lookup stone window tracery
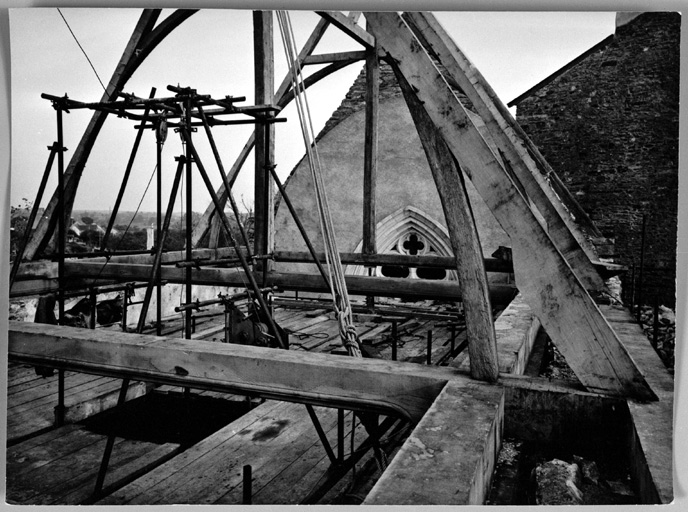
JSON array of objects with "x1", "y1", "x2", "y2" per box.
[{"x1": 347, "y1": 206, "x2": 456, "y2": 282}]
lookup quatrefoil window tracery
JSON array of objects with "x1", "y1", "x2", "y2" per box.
[{"x1": 396, "y1": 232, "x2": 429, "y2": 256}]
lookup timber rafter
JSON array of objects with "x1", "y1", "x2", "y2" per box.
[{"x1": 364, "y1": 11, "x2": 655, "y2": 401}]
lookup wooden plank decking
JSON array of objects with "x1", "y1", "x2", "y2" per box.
[
  {"x1": 6, "y1": 300, "x2": 465, "y2": 505},
  {"x1": 7, "y1": 364, "x2": 149, "y2": 444},
  {"x1": 8, "y1": 297, "x2": 670, "y2": 505},
  {"x1": 6, "y1": 423, "x2": 180, "y2": 505}
]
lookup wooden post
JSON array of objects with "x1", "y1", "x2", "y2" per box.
[
  {"x1": 253, "y1": 11, "x2": 275, "y2": 270},
  {"x1": 184, "y1": 96, "x2": 194, "y2": 340},
  {"x1": 363, "y1": 30, "x2": 379, "y2": 309},
  {"x1": 156, "y1": 112, "x2": 163, "y2": 336},
  {"x1": 393, "y1": 62, "x2": 499, "y2": 382},
  {"x1": 365, "y1": 11, "x2": 655, "y2": 400},
  {"x1": 56, "y1": 107, "x2": 66, "y2": 324}
]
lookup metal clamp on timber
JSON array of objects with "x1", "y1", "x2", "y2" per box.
[
  {"x1": 174, "y1": 257, "x2": 211, "y2": 269},
  {"x1": 174, "y1": 286, "x2": 288, "y2": 349},
  {"x1": 222, "y1": 287, "x2": 289, "y2": 349},
  {"x1": 41, "y1": 92, "x2": 71, "y2": 112}
]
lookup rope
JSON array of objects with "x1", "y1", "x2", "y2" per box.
[
  {"x1": 276, "y1": 11, "x2": 362, "y2": 358},
  {"x1": 57, "y1": 9, "x2": 107, "y2": 94}
]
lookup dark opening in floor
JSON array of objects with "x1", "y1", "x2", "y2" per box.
[{"x1": 81, "y1": 390, "x2": 252, "y2": 447}]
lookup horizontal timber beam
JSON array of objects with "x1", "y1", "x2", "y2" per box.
[
  {"x1": 14, "y1": 252, "x2": 618, "y2": 299},
  {"x1": 62, "y1": 260, "x2": 517, "y2": 301},
  {"x1": 8, "y1": 320, "x2": 451, "y2": 422},
  {"x1": 303, "y1": 50, "x2": 367, "y2": 65},
  {"x1": 63, "y1": 261, "x2": 462, "y2": 299},
  {"x1": 7, "y1": 321, "x2": 623, "y2": 425},
  {"x1": 274, "y1": 250, "x2": 513, "y2": 273},
  {"x1": 10, "y1": 248, "x2": 245, "y2": 297}
]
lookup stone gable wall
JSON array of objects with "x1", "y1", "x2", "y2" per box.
[{"x1": 514, "y1": 12, "x2": 680, "y2": 306}]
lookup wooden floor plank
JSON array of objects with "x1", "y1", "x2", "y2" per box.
[
  {"x1": 214, "y1": 406, "x2": 343, "y2": 504},
  {"x1": 7, "y1": 420, "x2": 181, "y2": 506},
  {"x1": 52, "y1": 439, "x2": 181, "y2": 505},
  {"x1": 8, "y1": 378, "x2": 120, "y2": 427},
  {"x1": 8, "y1": 371, "x2": 108, "y2": 401},
  {"x1": 98, "y1": 399, "x2": 287, "y2": 505},
  {"x1": 283, "y1": 313, "x2": 332, "y2": 334},
  {"x1": 7, "y1": 429, "x2": 119, "y2": 504},
  {"x1": 8, "y1": 375, "x2": 112, "y2": 415},
  {"x1": 249, "y1": 409, "x2": 345, "y2": 504},
  {"x1": 7, "y1": 425, "x2": 104, "y2": 482},
  {"x1": 7, "y1": 364, "x2": 52, "y2": 388},
  {"x1": 152, "y1": 400, "x2": 317, "y2": 505}
]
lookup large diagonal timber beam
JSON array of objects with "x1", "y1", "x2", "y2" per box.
[
  {"x1": 402, "y1": 12, "x2": 604, "y2": 293},
  {"x1": 394, "y1": 65, "x2": 499, "y2": 382},
  {"x1": 316, "y1": 11, "x2": 375, "y2": 48},
  {"x1": 365, "y1": 12, "x2": 655, "y2": 401},
  {"x1": 22, "y1": 9, "x2": 197, "y2": 260}
]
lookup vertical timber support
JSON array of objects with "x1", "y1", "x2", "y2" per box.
[
  {"x1": 56, "y1": 105, "x2": 66, "y2": 324},
  {"x1": 184, "y1": 94, "x2": 194, "y2": 340},
  {"x1": 393, "y1": 62, "x2": 499, "y2": 382},
  {"x1": 365, "y1": 11, "x2": 655, "y2": 400},
  {"x1": 253, "y1": 10, "x2": 275, "y2": 272},
  {"x1": 363, "y1": 29, "x2": 379, "y2": 310},
  {"x1": 155, "y1": 112, "x2": 164, "y2": 336}
]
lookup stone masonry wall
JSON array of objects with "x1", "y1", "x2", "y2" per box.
[{"x1": 514, "y1": 13, "x2": 680, "y2": 306}]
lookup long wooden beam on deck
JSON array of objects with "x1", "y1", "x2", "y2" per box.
[
  {"x1": 402, "y1": 12, "x2": 604, "y2": 293},
  {"x1": 364, "y1": 12, "x2": 655, "y2": 401},
  {"x1": 395, "y1": 64, "x2": 498, "y2": 382},
  {"x1": 22, "y1": 10, "x2": 196, "y2": 260},
  {"x1": 8, "y1": 300, "x2": 671, "y2": 504},
  {"x1": 8, "y1": 320, "x2": 451, "y2": 422}
]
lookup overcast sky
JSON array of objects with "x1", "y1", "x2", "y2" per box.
[{"x1": 9, "y1": 9, "x2": 618, "y2": 216}]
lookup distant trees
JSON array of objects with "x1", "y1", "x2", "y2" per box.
[
  {"x1": 105, "y1": 230, "x2": 147, "y2": 251},
  {"x1": 10, "y1": 199, "x2": 32, "y2": 261},
  {"x1": 10, "y1": 205, "x2": 252, "y2": 260}
]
